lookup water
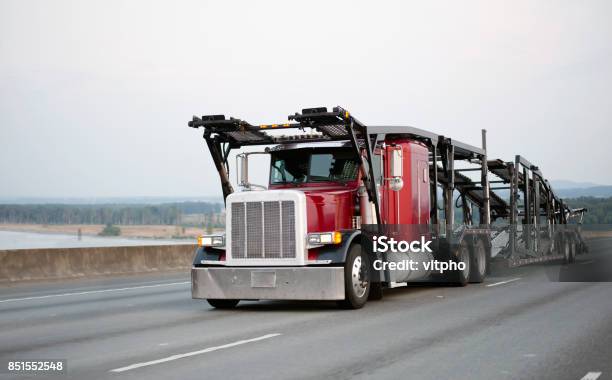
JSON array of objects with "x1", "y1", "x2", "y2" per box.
[{"x1": 0, "y1": 230, "x2": 194, "y2": 250}]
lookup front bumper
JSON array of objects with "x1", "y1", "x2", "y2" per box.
[{"x1": 191, "y1": 266, "x2": 345, "y2": 300}]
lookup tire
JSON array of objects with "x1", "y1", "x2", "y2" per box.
[
  {"x1": 561, "y1": 237, "x2": 571, "y2": 264},
  {"x1": 449, "y1": 241, "x2": 471, "y2": 286},
  {"x1": 568, "y1": 238, "x2": 576, "y2": 263},
  {"x1": 207, "y1": 299, "x2": 240, "y2": 309},
  {"x1": 469, "y1": 239, "x2": 488, "y2": 283},
  {"x1": 338, "y1": 244, "x2": 370, "y2": 309}
]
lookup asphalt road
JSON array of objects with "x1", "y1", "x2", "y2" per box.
[{"x1": 1, "y1": 238, "x2": 611, "y2": 380}]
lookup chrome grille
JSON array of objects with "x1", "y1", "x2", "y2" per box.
[
  {"x1": 281, "y1": 201, "x2": 295, "y2": 257},
  {"x1": 230, "y1": 200, "x2": 296, "y2": 259},
  {"x1": 231, "y1": 203, "x2": 246, "y2": 258},
  {"x1": 264, "y1": 201, "x2": 281, "y2": 258},
  {"x1": 246, "y1": 202, "x2": 263, "y2": 258}
]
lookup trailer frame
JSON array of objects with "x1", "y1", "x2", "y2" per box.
[{"x1": 189, "y1": 106, "x2": 587, "y2": 271}]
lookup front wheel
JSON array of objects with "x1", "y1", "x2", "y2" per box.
[
  {"x1": 207, "y1": 299, "x2": 240, "y2": 309},
  {"x1": 338, "y1": 244, "x2": 370, "y2": 309}
]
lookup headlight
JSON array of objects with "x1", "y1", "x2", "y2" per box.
[
  {"x1": 198, "y1": 235, "x2": 225, "y2": 247},
  {"x1": 308, "y1": 231, "x2": 342, "y2": 245}
]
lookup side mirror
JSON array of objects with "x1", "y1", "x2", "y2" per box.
[
  {"x1": 390, "y1": 148, "x2": 403, "y2": 178},
  {"x1": 389, "y1": 177, "x2": 404, "y2": 191},
  {"x1": 237, "y1": 153, "x2": 249, "y2": 187},
  {"x1": 389, "y1": 148, "x2": 403, "y2": 191},
  {"x1": 236, "y1": 152, "x2": 268, "y2": 191}
]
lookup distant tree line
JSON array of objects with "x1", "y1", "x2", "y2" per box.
[
  {"x1": 0, "y1": 202, "x2": 223, "y2": 225},
  {"x1": 565, "y1": 197, "x2": 612, "y2": 224},
  {"x1": 1, "y1": 198, "x2": 609, "y2": 225}
]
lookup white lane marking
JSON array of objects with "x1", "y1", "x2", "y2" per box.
[
  {"x1": 486, "y1": 278, "x2": 521, "y2": 287},
  {"x1": 579, "y1": 260, "x2": 595, "y2": 265},
  {"x1": 580, "y1": 372, "x2": 602, "y2": 380},
  {"x1": 110, "y1": 333, "x2": 282, "y2": 373},
  {"x1": 0, "y1": 281, "x2": 190, "y2": 304}
]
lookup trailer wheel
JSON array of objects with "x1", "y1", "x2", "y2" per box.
[
  {"x1": 338, "y1": 243, "x2": 370, "y2": 309},
  {"x1": 446, "y1": 241, "x2": 470, "y2": 286},
  {"x1": 207, "y1": 299, "x2": 240, "y2": 309},
  {"x1": 568, "y1": 238, "x2": 576, "y2": 263},
  {"x1": 562, "y1": 237, "x2": 571, "y2": 264},
  {"x1": 469, "y1": 239, "x2": 487, "y2": 283}
]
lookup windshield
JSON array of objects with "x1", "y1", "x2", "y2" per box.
[{"x1": 270, "y1": 148, "x2": 359, "y2": 184}]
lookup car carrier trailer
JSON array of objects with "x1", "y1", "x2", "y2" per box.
[{"x1": 188, "y1": 106, "x2": 587, "y2": 309}]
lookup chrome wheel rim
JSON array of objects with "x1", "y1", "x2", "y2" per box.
[{"x1": 352, "y1": 256, "x2": 368, "y2": 298}]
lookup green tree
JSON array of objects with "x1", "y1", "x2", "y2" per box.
[{"x1": 99, "y1": 223, "x2": 121, "y2": 236}]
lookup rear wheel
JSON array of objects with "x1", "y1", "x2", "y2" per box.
[
  {"x1": 568, "y1": 238, "x2": 576, "y2": 263},
  {"x1": 207, "y1": 299, "x2": 240, "y2": 309},
  {"x1": 561, "y1": 237, "x2": 571, "y2": 264},
  {"x1": 450, "y1": 241, "x2": 471, "y2": 286},
  {"x1": 469, "y1": 239, "x2": 487, "y2": 283},
  {"x1": 338, "y1": 244, "x2": 370, "y2": 309}
]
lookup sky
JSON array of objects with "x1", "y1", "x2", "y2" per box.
[{"x1": 1, "y1": 0, "x2": 611, "y2": 199}]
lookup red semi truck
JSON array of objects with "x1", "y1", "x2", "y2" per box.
[{"x1": 188, "y1": 107, "x2": 586, "y2": 309}]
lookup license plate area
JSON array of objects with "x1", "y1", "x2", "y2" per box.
[{"x1": 251, "y1": 271, "x2": 276, "y2": 288}]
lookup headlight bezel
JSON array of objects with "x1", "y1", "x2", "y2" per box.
[
  {"x1": 307, "y1": 231, "x2": 342, "y2": 246},
  {"x1": 198, "y1": 234, "x2": 225, "y2": 247}
]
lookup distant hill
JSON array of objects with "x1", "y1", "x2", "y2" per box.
[
  {"x1": 555, "y1": 186, "x2": 612, "y2": 199},
  {"x1": 550, "y1": 180, "x2": 602, "y2": 189},
  {"x1": 548, "y1": 180, "x2": 612, "y2": 198}
]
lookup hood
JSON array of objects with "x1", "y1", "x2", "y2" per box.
[{"x1": 301, "y1": 185, "x2": 358, "y2": 232}]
